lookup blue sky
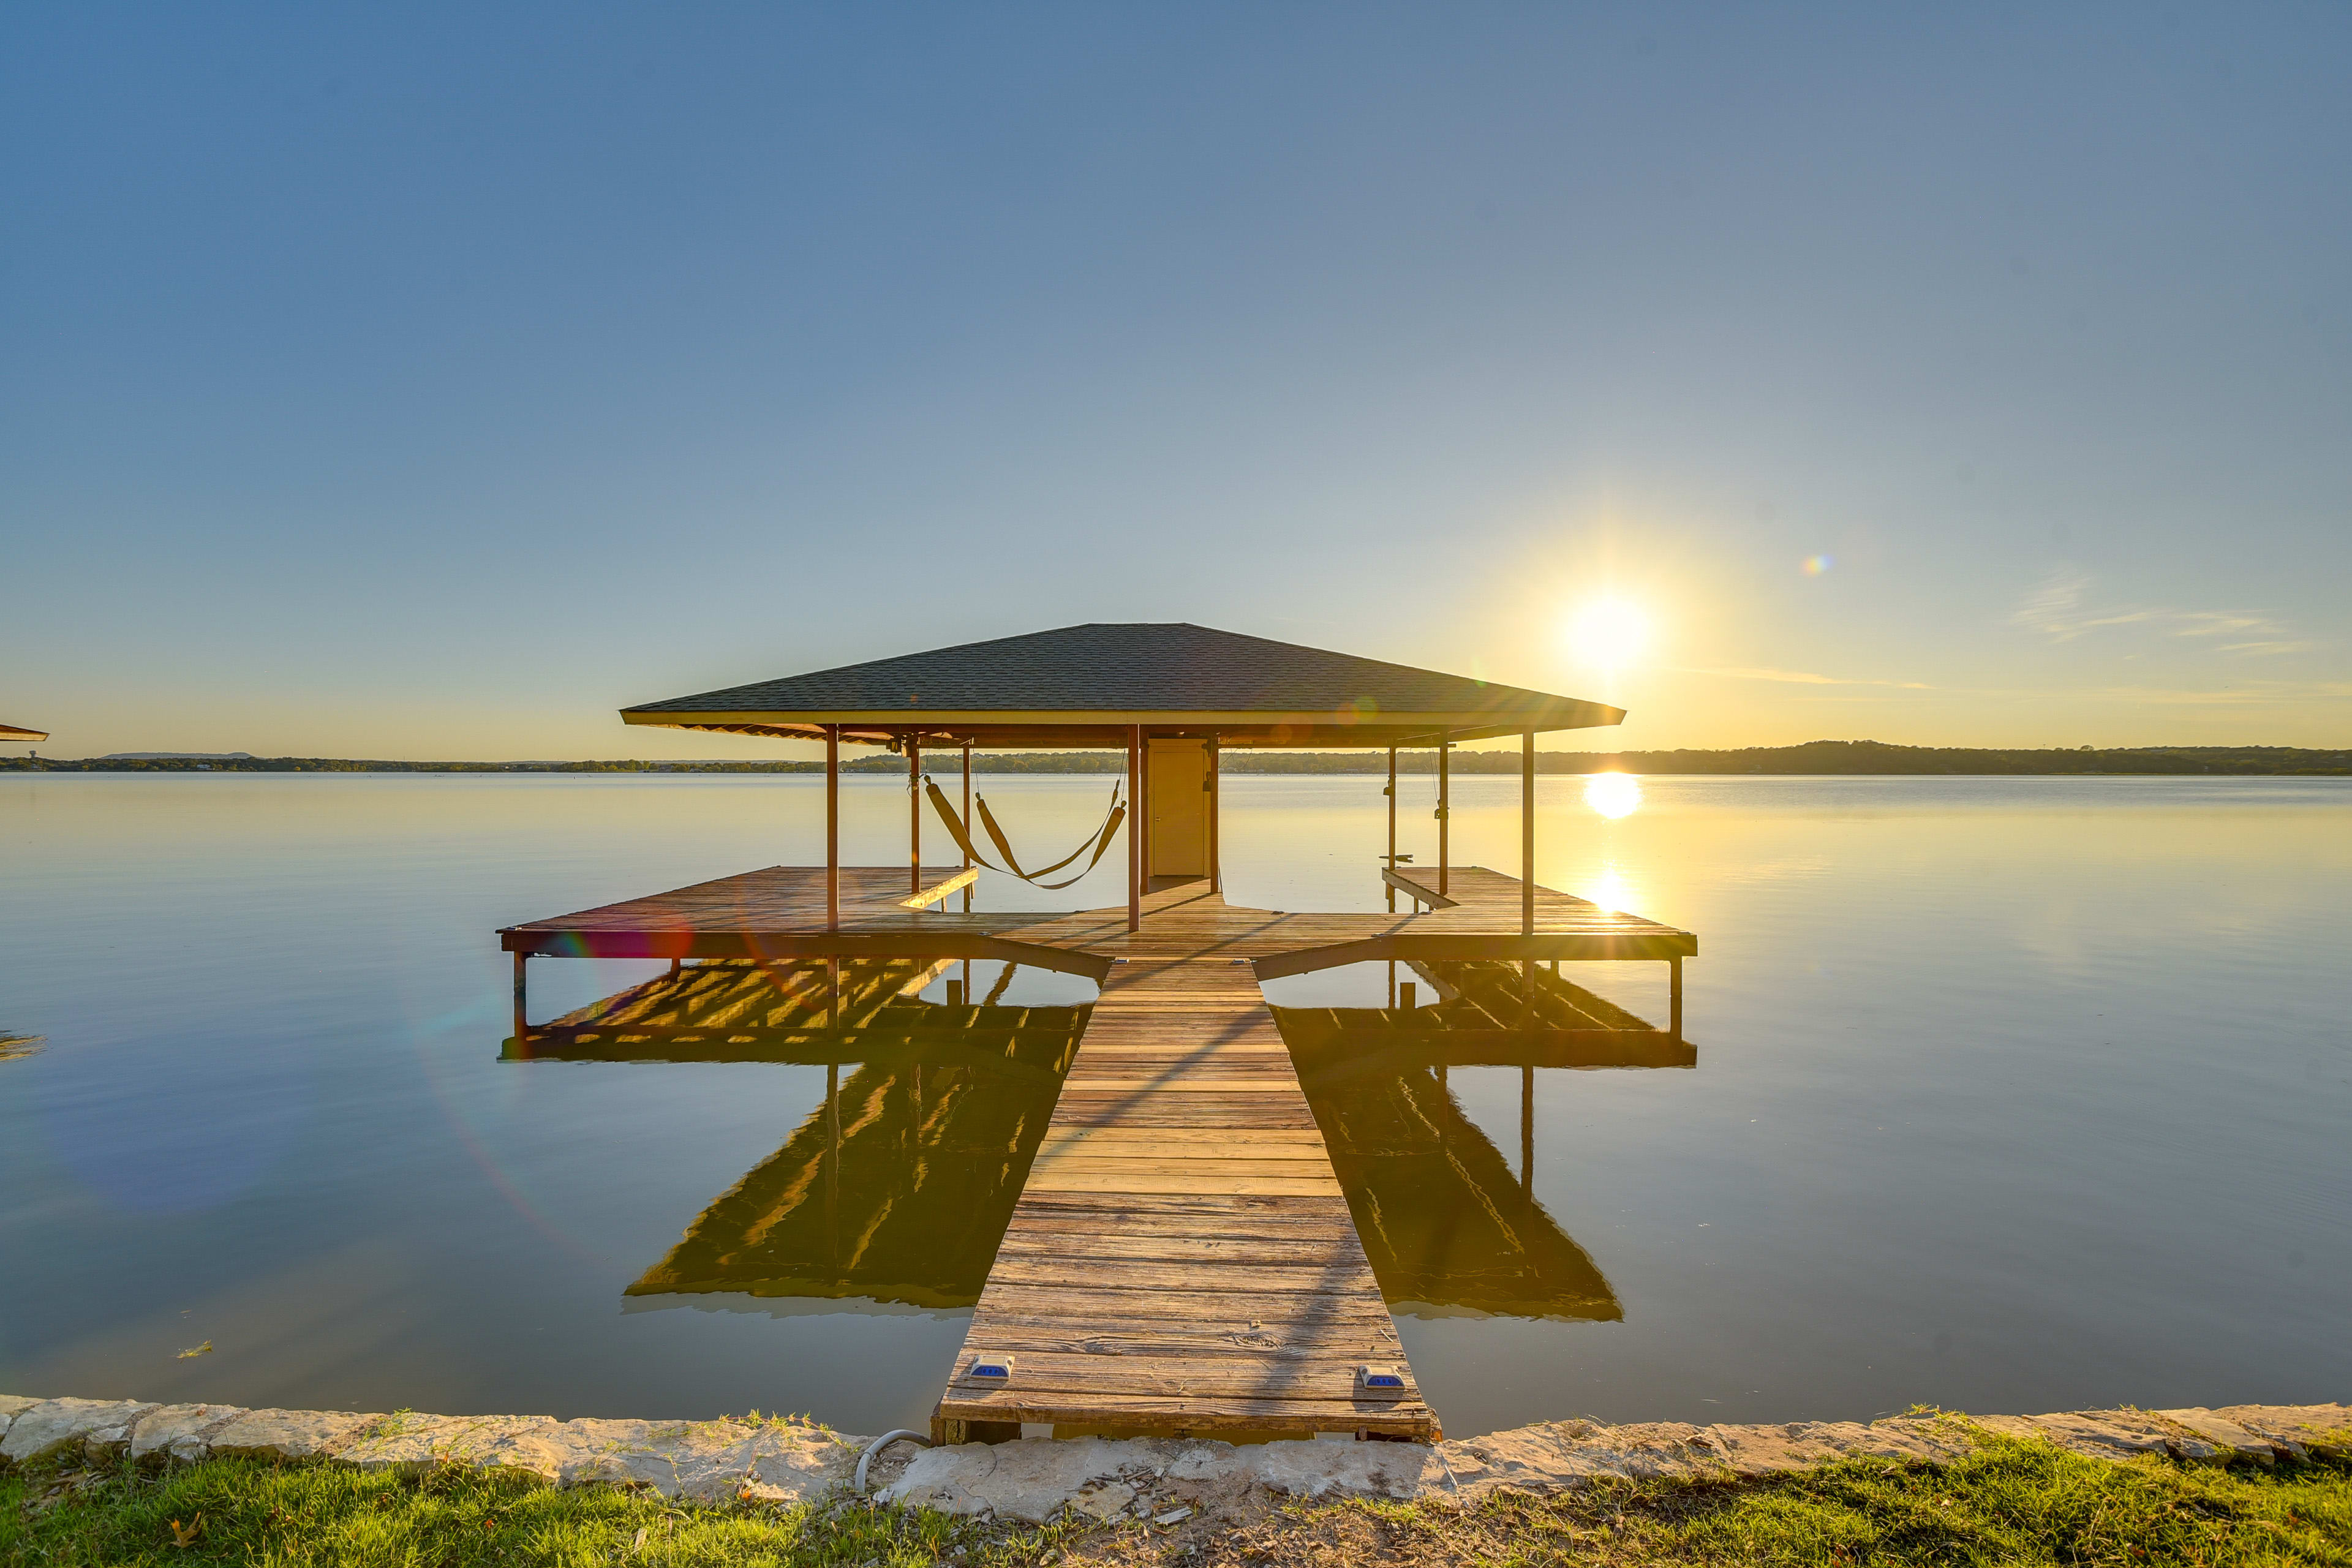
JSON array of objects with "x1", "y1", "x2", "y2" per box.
[{"x1": 4, "y1": 4, "x2": 2346, "y2": 757}]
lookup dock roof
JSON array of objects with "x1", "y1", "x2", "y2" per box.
[{"x1": 620, "y1": 622, "x2": 1623, "y2": 747}]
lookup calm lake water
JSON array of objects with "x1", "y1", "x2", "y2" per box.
[{"x1": 2, "y1": 771, "x2": 2347, "y2": 1437}]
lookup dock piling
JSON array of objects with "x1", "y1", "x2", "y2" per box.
[{"x1": 511, "y1": 951, "x2": 527, "y2": 1047}]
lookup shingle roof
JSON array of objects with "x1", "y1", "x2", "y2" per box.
[{"x1": 622, "y1": 623, "x2": 1621, "y2": 747}]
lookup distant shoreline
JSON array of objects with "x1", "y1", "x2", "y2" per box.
[{"x1": 5, "y1": 741, "x2": 2346, "y2": 776}]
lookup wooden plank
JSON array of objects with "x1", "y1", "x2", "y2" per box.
[
  {"x1": 938, "y1": 956, "x2": 1439, "y2": 1441},
  {"x1": 1036, "y1": 1128, "x2": 1330, "y2": 1146},
  {"x1": 897, "y1": 867, "x2": 981, "y2": 910}
]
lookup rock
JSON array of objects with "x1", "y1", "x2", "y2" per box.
[
  {"x1": 883, "y1": 1436, "x2": 1178, "y2": 1522},
  {"x1": 1694, "y1": 1419, "x2": 1957, "y2": 1479},
  {"x1": 128, "y1": 1405, "x2": 250, "y2": 1465},
  {"x1": 0, "y1": 1396, "x2": 41, "y2": 1460},
  {"x1": 528, "y1": 1415, "x2": 858, "y2": 1501},
  {"x1": 0, "y1": 1399, "x2": 160, "y2": 1468},
  {"x1": 1442, "y1": 1420, "x2": 1720, "y2": 1494},
  {"x1": 208, "y1": 1408, "x2": 383, "y2": 1462},
  {"x1": 2209, "y1": 1404, "x2": 2352, "y2": 1461},
  {"x1": 1250, "y1": 1437, "x2": 1445, "y2": 1499},
  {"x1": 1065, "y1": 1477, "x2": 1136, "y2": 1520},
  {"x1": 342, "y1": 1414, "x2": 562, "y2": 1481},
  {"x1": 2023, "y1": 1410, "x2": 2200, "y2": 1462},
  {"x1": 2151, "y1": 1409, "x2": 2275, "y2": 1464}
]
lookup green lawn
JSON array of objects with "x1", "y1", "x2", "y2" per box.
[{"x1": 3, "y1": 1427, "x2": 2346, "y2": 1567}]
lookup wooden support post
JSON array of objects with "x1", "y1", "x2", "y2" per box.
[
  {"x1": 1385, "y1": 745, "x2": 1397, "y2": 913},
  {"x1": 1521, "y1": 728, "x2": 1536, "y2": 937},
  {"x1": 1208, "y1": 735, "x2": 1222, "y2": 894},
  {"x1": 1138, "y1": 731, "x2": 1152, "y2": 891},
  {"x1": 961, "y1": 742, "x2": 973, "y2": 911},
  {"x1": 1127, "y1": 725, "x2": 1142, "y2": 933},
  {"x1": 511, "y1": 951, "x2": 527, "y2": 1046},
  {"x1": 825, "y1": 725, "x2": 840, "y2": 933},
  {"x1": 1520, "y1": 1064, "x2": 1534, "y2": 1200},
  {"x1": 908, "y1": 735, "x2": 922, "y2": 897},
  {"x1": 1437, "y1": 733, "x2": 1450, "y2": 897},
  {"x1": 824, "y1": 1060, "x2": 840, "y2": 1261},
  {"x1": 1670, "y1": 956, "x2": 1684, "y2": 1042}
]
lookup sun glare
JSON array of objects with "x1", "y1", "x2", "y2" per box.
[
  {"x1": 1585, "y1": 864, "x2": 1634, "y2": 914},
  {"x1": 1583, "y1": 771, "x2": 1643, "y2": 819},
  {"x1": 1567, "y1": 598, "x2": 1652, "y2": 667}
]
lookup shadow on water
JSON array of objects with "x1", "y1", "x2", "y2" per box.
[
  {"x1": 510, "y1": 957, "x2": 1087, "y2": 1310},
  {"x1": 509, "y1": 955, "x2": 1692, "y2": 1328},
  {"x1": 1275, "y1": 960, "x2": 1699, "y2": 1324}
]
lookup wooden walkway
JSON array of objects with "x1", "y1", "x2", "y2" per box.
[
  {"x1": 934, "y1": 957, "x2": 1433, "y2": 1442},
  {"x1": 502, "y1": 865, "x2": 1695, "y2": 1445}
]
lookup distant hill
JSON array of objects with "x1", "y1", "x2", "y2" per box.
[{"x1": 6, "y1": 742, "x2": 2345, "y2": 775}]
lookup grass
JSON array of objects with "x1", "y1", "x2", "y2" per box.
[
  {"x1": 0, "y1": 1457, "x2": 1074, "y2": 1567},
  {"x1": 3, "y1": 1428, "x2": 2347, "y2": 1567},
  {"x1": 1140, "y1": 1433, "x2": 2352, "y2": 1568}
]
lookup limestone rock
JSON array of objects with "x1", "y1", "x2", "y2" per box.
[
  {"x1": 1442, "y1": 1419, "x2": 1718, "y2": 1494},
  {"x1": 2150, "y1": 1409, "x2": 2274, "y2": 1464},
  {"x1": 884, "y1": 1436, "x2": 1177, "y2": 1522},
  {"x1": 534, "y1": 1415, "x2": 858, "y2": 1501},
  {"x1": 0, "y1": 1398, "x2": 160, "y2": 1467},
  {"x1": 1690, "y1": 1417, "x2": 1964, "y2": 1479},
  {"x1": 2024, "y1": 1410, "x2": 2203, "y2": 1462},
  {"x1": 342, "y1": 1414, "x2": 561, "y2": 1481},
  {"x1": 208, "y1": 1408, "x2": 383, "y2": 1462},
  {"x1": 2209, "y1": 1404, "x2": 2352, "y2": 1461},
  {"x1": 1247, "y1": 1437, "x2": 1444, "y2": 1499},
  {"x1": 0, "y1": 1396, "x2": 40, "y2": 1458},
  {"x1": 128, "y1": 1404, "x2": 249, "y2": 1465}
]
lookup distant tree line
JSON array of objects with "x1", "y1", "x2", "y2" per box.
[{"x1": 6, "y1": 741, "x2": 2345, "y2": 775}]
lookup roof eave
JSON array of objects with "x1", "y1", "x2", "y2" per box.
[{"x1": 619, "y1": 705, "x2": 1626, "y2": 747}]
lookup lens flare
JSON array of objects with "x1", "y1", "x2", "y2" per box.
[
  {"x1": 1802, "y1": 554, "x2": 1833, "y2": 576},
  {"x1": 1583, "y1": 772, "x2": 1642, "y2": 819}
]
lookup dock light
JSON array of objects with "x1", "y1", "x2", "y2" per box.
[
  {"x1": 965, "y1": 1353, "x2": 1015, "y2": 1383},
  {"x1": 1356, "y1": 1364, "x2": 1406, "y2": 1393}
]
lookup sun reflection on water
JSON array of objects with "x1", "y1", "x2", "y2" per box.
[
  {"x1": 1584, "y1": 863, "x2": 1636, "y2": 913},
  {"x1": 1583, "y1": 772, "x2": 1643, "y2": 820}
]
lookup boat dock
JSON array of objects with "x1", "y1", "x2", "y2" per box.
[
  {"x1": 503, "y1": 867, "x2": 1693, "y2": 1443},
  {"x1": 503, "y1": 620, "x2": 1699, "y2": 1444}
]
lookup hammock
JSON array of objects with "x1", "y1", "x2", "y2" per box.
[{"x1": 923, "y1": 778, "x2": 1127, "y2": 891}]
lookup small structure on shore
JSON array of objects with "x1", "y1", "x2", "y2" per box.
[{"x1": 501, "y1": 622, "x2": 1698, "y2": 1446}]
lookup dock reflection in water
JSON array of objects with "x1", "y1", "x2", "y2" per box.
[
  {"x1": 1276, "y1": 959, "x2": 1698, "y2": 1324},
  {"x1": 513, "y1": 954, "x2": 1690, "y2": 1343},
  {"x1": 513, "y1": 957, "x2": 1086, "y2": 1310}
]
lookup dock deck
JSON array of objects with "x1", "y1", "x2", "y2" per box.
[
  {"x1": 501, "y1": 865, "x2": 1694, "y2": 1446},
  {"x1": 935, "y1": 956, "x2": 1432, "y2": 1442}
]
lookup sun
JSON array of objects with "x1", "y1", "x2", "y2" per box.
[{"x1": 1566, "y1": 598, "x2": 1652, "y2": 667}]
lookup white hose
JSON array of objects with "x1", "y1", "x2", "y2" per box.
[{"x1": 855, "y1": 1428, "x2": 933, "y2": 1494}]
